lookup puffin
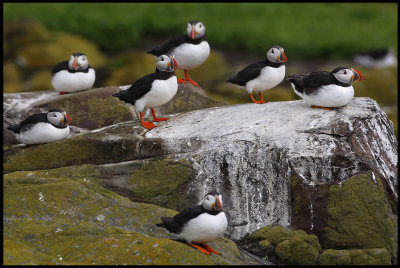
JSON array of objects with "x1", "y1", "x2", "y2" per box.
[
  {"x1": 7, "y1": 109, "x2": 72, "y2": 145},
  {"x1": 156, "y1": 190, "x2": 227, "y2": 255},
  {"x1": 51, "y1": 52, "x2": 96, "y2": 95},
  {"x1": 287, "y1": 67, "x2": 365, "y2": 110},
  {"x1": 226, "y1": 45, "x2": 288, "y2": 104},
  {"x1": 353, "y1": 48, "x2": 397, "y2": 69},
  {"x1": 147, "y1": 20, "x2": 210, "y2": 87},
  {"x1": 112, "y1": 55, "x2": 178, "y2": 130}
]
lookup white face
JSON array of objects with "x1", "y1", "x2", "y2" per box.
[
  {"x1": 156, "y1": 55, "x2": 174, "y2": 72},
  {"x1": 266, "y1": 46, "x2": 286, "y2": 63},
  {"x1": 68, "y1": 54, "x2": 89, "y2": 71},
  {"x1": 202, "y1": 193, "x2": 223, "y2": 211},
  {"x1": 47, "y1": 111, "x2": 71, "y2": 127},
  {"x1": 332, "y1": 68, "x2": 355, "y2": 84},
  {"x1": 187, "y1": 21, "x2": 206, "y2": 39}
]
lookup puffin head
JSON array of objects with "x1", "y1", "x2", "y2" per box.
[
  {"x1": 156, "y1": 55, "x2": 175, "y2": 72},
  {"x1": 201, "y1": 190, "x2": 223, "y2": 211},
  {"x1": 187, "y1": 20, "x2": 206, "y2": 40},
  {"x1": 332, "y1": 67, "x2": 365, "y2": 85},
  {"x1": 68, "y1": 52, "x2": 89, "y2": 71},
  {"x1": 266, "y1": 45, "x2": 288, "y2": 63},
  {"x1": 47, "y1": 109, "x2": 72, "y2": 127}
]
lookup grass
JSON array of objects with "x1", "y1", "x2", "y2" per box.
[{"x1": 3, "y1": 3, "x2": 398, "y2": 60}]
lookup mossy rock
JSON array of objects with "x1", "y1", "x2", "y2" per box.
[
  {"x1": 128, "y1": 158, "x2": 195, "y2": 210},
  {"x1": 325, "y1": 173, "x2": 397, "y2": 261},
  {"x1": 38, "y1": 87, "x2": 133, "y2": 130},
  {"x1": 4, "y1": 19, "x2": 52, "y2": 52},
  {"x1": 105, "y1": 51, "x2": 158, "y2": 87},
  {"x1": 16, "y1": 32, "x2": 106, "y2": 71},
  {"x1": 354, "y1": 66, "x2": 398, "y2": 107},
  {"x1": 247, "y1": 225, "x2": 321, "y2": 265},
  {"x1": 3, "y1": 120, "x2": 172, "y2": 173},
  {"x1": 177, "y1": 50, "x2": 230, "y2": 86},
  {"x1": 3, "y1": 168, "x2": 249, "y2": 265},
  {"x1": 318, "y1": 248, "x2": 392, "y2": 265}
]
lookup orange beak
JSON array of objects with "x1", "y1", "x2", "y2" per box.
[
  {"x1": 281, "y1": 50, "x2": 288, "y2": 62},
  {"x1": 65, "y1": 113, "x2": 72, "y2": 124},
  {"x1": 72, "y1": 57, "x2": 78, "y2": 70},
  {"x1": 353, "y1": 68, "x2": 365, "y2": 82},
  {"x1": 191, "y1": 25, "x2": 195, "y2": 39},
  {"x1": 215, "y1": 196, "x2": 222, "y2": 210}
]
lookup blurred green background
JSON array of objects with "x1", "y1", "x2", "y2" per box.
[{"x1": 3, "y1": 3, "x2": 398, "y2": 135}]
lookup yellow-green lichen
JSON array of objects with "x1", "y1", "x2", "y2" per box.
[
  {"x1": 325, "y1": 173, "x2": 397, "y2": 259},
  {"x1": 4, "y1": 135, "x2": 97, "y2": 173},
  {"x1": 4, "y1": 168, "x2": 247, "y2": 265},
  {"x1": 318, "y1": 248, "x2": 391, "y2": 265},
  {"x1": 129, "y1": 158, "x2": 193, "y2": 210}
]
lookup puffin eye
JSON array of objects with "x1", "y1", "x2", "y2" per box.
[
  {"x1": 271, "y1": 49, "x2": 275, "y2": 54},
  {"x1": 343, "y1": 70, "x2": 347, "y2": 75}
]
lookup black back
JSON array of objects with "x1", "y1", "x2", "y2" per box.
[
  {"x1": 112, "y1": 70, "x2": 175, "y2": 105},
  {"x1": 7, "y1": 109, "x2": 67, "y2": 133},
  {"x1": 7, "y1": 113, "x2": 48, "y2": 134},
  {"x1": 227, "y1": 60, "x2": 284, "y2": 86},
  {"x1": 147, "y1": 34, "x2": 207, "y2": 57},
  {"x1": 51, "y1": 60, "x2": 91, "y2": 76},
  {"x1": 288, "y1": 71, "x2": 350, "y2": 95},
  {"x1": 156, "y1": 204, "x2": 222, "y2": 234}
]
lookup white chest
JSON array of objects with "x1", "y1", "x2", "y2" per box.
[
  {"x1": 172, "y1": 41, "x2": 210, "y2": 69},
  {"x1": 51, "y1": 68, "x2": 96, "y2": 93},
  {"x1": 134, "y1": 76, "x2": 178, "y2": 112},
  {"x1": 303, "y1": 84, "x2": 355, "y2": 107},
  {"x1": 17, "y1": 123, "x2": 70, "y2": 145},
  {"x1": 178, "y1": 212, "x2": 228, "y2": 244},
  {"x1": 246, "y1": 65, "x2": 285, "y2": 93}
]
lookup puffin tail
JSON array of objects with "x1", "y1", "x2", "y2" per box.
[
  {"x1": 147, "y1": 47, "x2": 161, "y2": 57},
  {"x1": 112, "y1": 89, "x2": 129, "y2": 101},
  {"x1": 226, "y1": 75, "x2": 245, "y2": 86},
  {"x1": 287, "y1": 74, "x2": 304, "y2": 95},
  {"x1": 156, "y1": 216, "x2": 172, "y2": 228},
  {"x1": 7, "y1": 124, "x2": 21, "y2": 134}
]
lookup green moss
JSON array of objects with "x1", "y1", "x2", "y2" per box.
[
  {"x1": 275, "y1": 240, "x2": 291, "y2": 261},
  {"x1": 249, "y1": 225, "x2": 321, "y2": 265},
  {"x1": 325, "y1": 173, "x2": 397, "y2": 259},
  {"x1": 4, "y1": 135, "x2": 97, "y2": 173},
  {"x1": 129, "y1": 158, "x2": 193, "y2": 210},
  {"x1": 318, "y1": 248, "x2": 391, "y2": 265},
  {"x1": 87, "y1": 96, "x2": 129, "y2": 126},
  {"x1": 4, "y1": 168, "x2": 247, "y2": 265}
]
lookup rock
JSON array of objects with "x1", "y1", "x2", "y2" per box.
[
  {"x1": 242, "y1": 225, "x2": 321, "y2": 265},
  {"x1": 3, "y1": 167, "x2": 259, "y2": 265},
  {"x1": 318, "y1": 248, "x2": 392, "y2": 265},
  {"x1": 3, "y1": 84, "x2": 224, "y2": 145},
  {"x1": 3, "y1": 97, "x2": 397, "y2": 264}
]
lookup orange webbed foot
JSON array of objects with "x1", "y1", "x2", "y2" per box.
[
  {"x1": 177, "y1": 78, "x2": 187, "y2": 84},
  {"x1": 311, "y1": 105, "x2": 333, "y2": 110},
  {"x1": 201, "y1": 244, "x2": 221, "y2": 255},
  {"x1": 190, "y1": 243, "x2": 210, "y2": 255}
]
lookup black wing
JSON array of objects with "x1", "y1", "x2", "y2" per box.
[
  {"x1": 8, "y1": 113, "x2": 48, "y2": 133},
  {"x1": 302, "y1": 71, "x2": 333, "y2": 89},
  {"x1": 287, "y1": 74, "x2": 305, "y2": 94},
  {"x1": 7, "y1": 124, "x2": 21, "y2": 134},
  {"x1": 227, "y1": 61, "x2": 266, "y2": 86},
  {"x1": 113, "y1": 73, "x2": 158, "y2": 104},
  {"x1": 52, "y1": 61, "x2": 69, "y2": 76},
  {"x1": 156, "y1": 205, "x2": 204, "y2": 234},
  {"x1": 147, "y1": 35, "x2": 190, "y2": 56}
]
